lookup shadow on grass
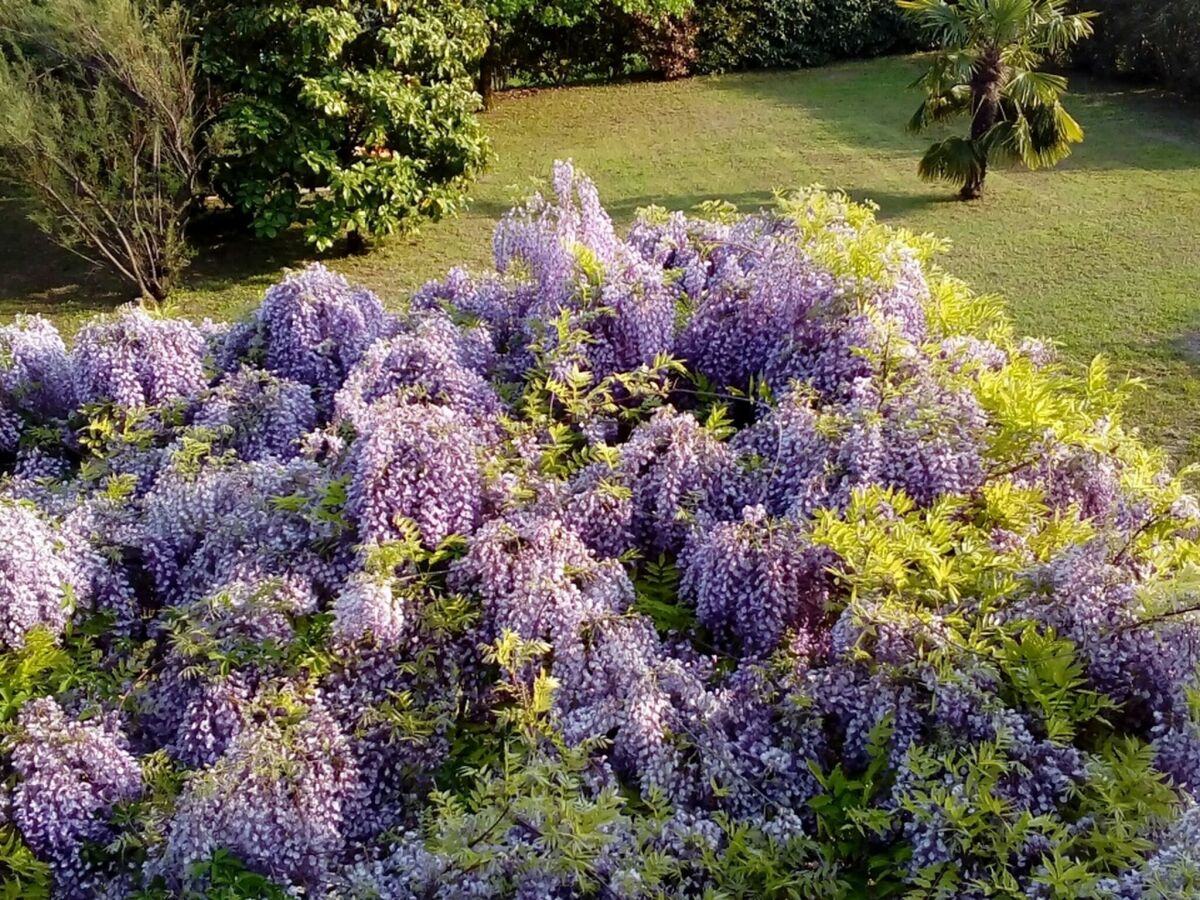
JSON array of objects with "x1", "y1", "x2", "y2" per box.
[
  {"x1": 0, "y1": 200, "x2": 338, "y2": 322},
  {"x1": 843, "y1": 188, "x2": 958, "y2": 218},
  {"x1": 0, "y1": 199, "x2": 130, "y2": 319},
  {"x1": 183, "y1": 210, "x2": 330, "y2": 291},
  {"x1": 709, "y1": 59, "x2": 1200, "y2": 174}
]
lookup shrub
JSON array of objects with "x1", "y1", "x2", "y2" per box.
[
  {"x1": 0, "y1": 0, "x2": 205, "y2": 301},
  {"x1": 1072, "y1": 0, "x2": 1200, "y2": 98},
  {"x1": 632, "y1": 9, "x2": 700, "y2": 80},
  {"x1": 195, "y1": 0, "x2": 491, "y2": 251},
  {"x1": 491, "y1": 0, "x2": 915, "y2": 85},
  {"x1": 1, "y1": 165, "x2": 1199, "y2": 896},
  {"x1": 694, "y1": 0, "x2": 917, "y2": 74},
  {"x1": 486, "y1": 0, "x2": 691, "y2": 90}
]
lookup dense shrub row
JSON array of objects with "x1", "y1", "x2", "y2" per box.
[
  {"x1": 494, "y1": 0, "x2": 918, "y2": 85},
  {"x1": 1071, "y1": 0, "x2": 1200, "y2": 98},
  {"x1": 1, "y1": 165, "x2": 1199, "y2": 896},
  {"x1": 693, "y1": 0, "x2": 916, "y2": 74}
]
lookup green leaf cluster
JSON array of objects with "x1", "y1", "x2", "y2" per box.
[{"x1": 197, "y1": 0, "x2": 492, "y2": 249}]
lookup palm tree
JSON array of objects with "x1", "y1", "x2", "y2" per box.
[{"x1": 899, "y1": 0, "x2": 1097, "y2": 200}]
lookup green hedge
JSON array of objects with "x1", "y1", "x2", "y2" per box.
[
  {"x1": 1071, "y1": 0, "x2": 1200, "y2": 97},
  {"x1": 694, "y1": 0, "x2": 917, "y2": 73},
  {"x1": 494, "y1": 0, "x2": 919, "y2": 86}
]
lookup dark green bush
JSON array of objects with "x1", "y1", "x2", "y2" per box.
[
  {"x1": 694, "y1": 0, "x2": 918, "y2": 74},
  {"x1": 491, "y1": 0, "x2": 917, "y2": 88},
  {"x1": 1072, "y1": 0, "x2": 1200, "y2": 98},
  {"x1": 495, "y1": 4, "x2": 634, "y2": 86},
  {"x1": 196, "y1": 0, "x2": 491, "y2": 251}
]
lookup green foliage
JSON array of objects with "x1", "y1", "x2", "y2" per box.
[
  {"x1": 0, "y1": 0, "x2": 205, "y2": 300},
  {"x1": 162, "y1": 595, "x2": 336, "y2": 682},
  {"x1": 427, "y1": 735, "x2": 675, "y2": 896},
  {"x1": 805, "y1": 716, "x2": 910, "y2": 898},
  {"x1": 494, "y1": 0, "x2": 915, "y2": 85},
  {"x1": 196, "y1": 0, "x2": 492, "y2": 250},
  {"x1": 488, "y1": 0, "x2": 692, "y2": 84},
  {"x1": 184, "y1": 850, "x2": 289, "y2": 899},
  {"x1": 632, "y1": 555, "x2": 698, "y2": 633},
  {"x1": 0, "y1": 826, "x2": 50, "y2": 900},
  {"x1": 900, "y1": 0, "x2": 1096, "y2": 198},
  {"x1": 690, "y1": 817, "x2": 838, "y2": 898},
  {"x1": 489, "y1": 0, "x2": 688, "y2": 26},
  {"x1": 0, "y1": 632, "x2": 76, "y2": 897},
  {"x1": 694, "y1": 0, "x2": 917, "y2": 74},
  {"x1": 428, "y1": 632, "x2": 682, "y2": 895},
  {"x1": 810, "y1": 465, "x2": 1195, "y2": 892},
  {"x1": 1073, "y1": 0, "x2": 1200, "y2": 98},
  {"x1": 134, "y1": 848, "x2": 289, "y2": 899}
]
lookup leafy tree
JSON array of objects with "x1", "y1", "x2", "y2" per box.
[
  {"x1": 196, "y1": 0, "x2": 491, "y2": 251},
  {"x1": 1074, "y1": 0, "x2": 1200, "y2": 98},
  {"x1": 0, "y1": 0, "x2": 206, "y2": 301},
  {"x1": 899, "y1": 0, "x2": 1096, "y2": 199},
  {"x1": 481, "y1": 0, "x2": 691, "y2": 104}
]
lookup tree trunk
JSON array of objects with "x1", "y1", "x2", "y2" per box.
[
  {"x1": 144, "y1": 276, "x2": 171, "y2": 304},
  {"x1": 961, "y1": 46, "x2": 1003, "y2": 201},
  {"x1": 477, "y1": 38, "x2": 500, "y2": 110},
  {"x1": 346, "y1": 229, "x2": 368, "y2": 256}
]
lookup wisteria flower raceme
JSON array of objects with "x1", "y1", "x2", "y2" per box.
[
  {"x1": 72, "y1": 307, "x2": 207, "y2": 409},
  {"x1": 0, "y1": 315, "x2": 76, "y2": 452},
  {"x1": 10, "y1": 698, "x2": 141, "y2": 896},
  {"x1": 191, "y1": 366, "x2": 318, "y2": 461},
  {"x1": 219, "y1": 263, "x2": 389, "y2": 406},
  {"x1": 0, "y1": 501, "x2": 84, "y2": 648}
]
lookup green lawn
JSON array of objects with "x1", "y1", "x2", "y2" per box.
[{"x1": 3, "y1": 55, "x2": 1199, "y2": 458}]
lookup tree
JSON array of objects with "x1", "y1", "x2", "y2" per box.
[
  {"x1": 480, "y1": 0, "x2": 692, "y2": 106},
  {"x1": 196, "y1": 0, "x2": 491, "y2": 252},
  {"x1": 1073, "y1": 0, "x2": 1200, "y2": 98},
  {"x1": 899, "y1": 0, "x2": 1096, "y2": 200},
  {"x1": 0, "y1": 0, "x2": 206, "y2": 301}
]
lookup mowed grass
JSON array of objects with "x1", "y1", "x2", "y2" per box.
[{"x1": 3, "y1": 55, "x2": 1199, "y2": 458}]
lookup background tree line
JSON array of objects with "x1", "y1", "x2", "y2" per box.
[{"x1": 1069, "y1": 0, "x2": 1200, "y2": 98}]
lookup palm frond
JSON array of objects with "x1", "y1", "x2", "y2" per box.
[
  {"x1": 983, "y1": 118, "x2": 1032, "y2": 167},
  {"x1": 983, "y1": 0, "x2": 1035, "y2": 46},
  {"x1": 943, "y1": 49, "x2": 981, "y2": 85},
  {"x1": 1001, "y1": 43, "x2": 1043, "y2": 72},
  {"x1": 1004, "y1": 69, "x2": 1068, "y2": 107},
  {"x1": 1039, "y1": 9, "x2": 1097, "y2": 55},
  {"x1": 987, "y1": 100, "x2": 1083, "y2": 169},
  {"x1": 907, "y1": 88, "x2": 972, "y2": 133},
  {"x1": 1026, "y1": 101, "x2": 1084, "y2": 164},
  {"x1": 897, "y1": 0, "x2": 970, "y2": 48},
  {"x1": 917, "y1": 137, "x2": 985, "y2": 187}
]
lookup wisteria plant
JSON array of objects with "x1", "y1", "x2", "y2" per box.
[{"x1": 0, "y1": 162, "x2": 1198, "y2": 898}]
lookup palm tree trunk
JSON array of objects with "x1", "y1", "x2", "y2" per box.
[{"x1": 962, "y1": 46, "x2": 1003, "y2": 200}]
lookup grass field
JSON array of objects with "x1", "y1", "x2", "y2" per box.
[{"x1": 2, "y1": 55, "x2": 1199, "y2": 458}]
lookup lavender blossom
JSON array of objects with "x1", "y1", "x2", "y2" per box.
[
  {"x1": 10, "y1": 699, "x2": 141, "y2": 895},
  {"x1": 347, "y1": 400, "x2": 487, "y2": 548},
  {"x1": 72, "y1": 306, "x2": 207, "y2": 408},
  {"x1": 155, "y1": 697, "x2": 364, "y2": 890},
  {"x1": 221, "y1": 263, "x2": 389, "y2": 404}
]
